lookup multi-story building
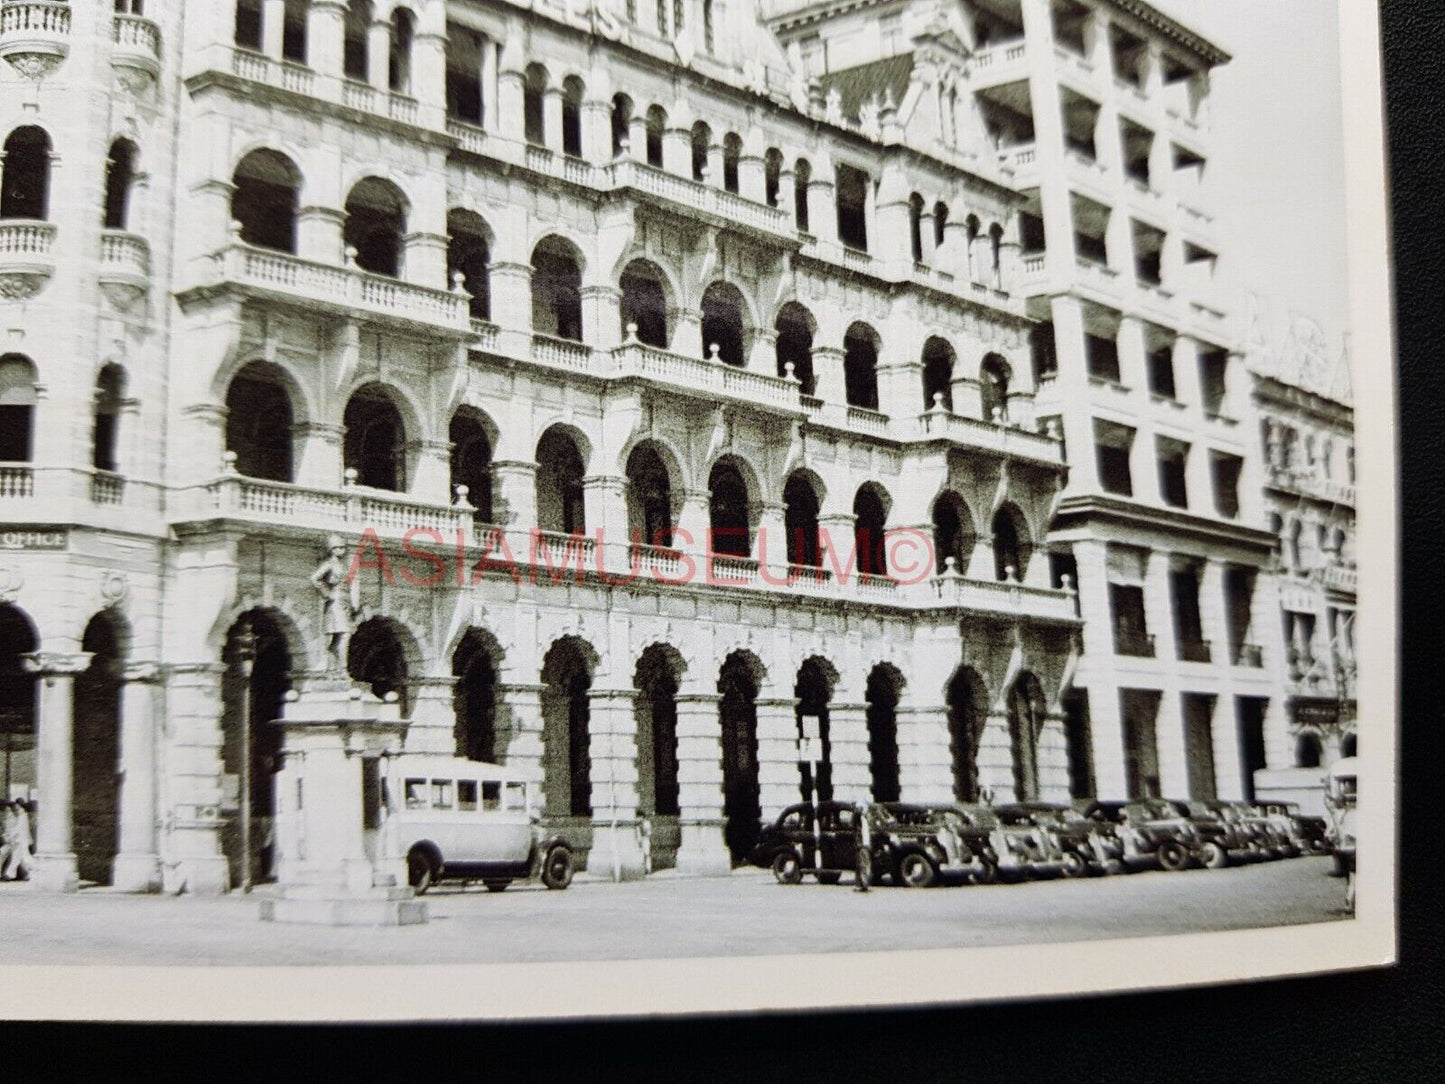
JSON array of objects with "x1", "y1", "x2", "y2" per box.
[
  {"x1": 770, "y1": 0, "x2": 1288, "y2": 806},
  {"x1": 1248, "y1": 316, "x2": 1356, "y2": 815},
  {"x1": 0, "y1": 0, "x2": 1096, "y2": 893}
]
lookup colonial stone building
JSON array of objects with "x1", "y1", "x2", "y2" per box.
[{"x1": 0, "y1": 0, "x2": 1287, "y2": 894}]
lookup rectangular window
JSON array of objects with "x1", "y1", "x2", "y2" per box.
[
  {"x1": 1086, "y1": 333, "x2": 1121, "y2": 383},
  {"x1": 482, "y1": 780, "x2": 502, "y2": 811},
  {"x1": 1120, "y1": 690, "x2": 1162, "y2": 798},
  {"x1": 835, "y1": 164, "x2": 870, "y2": 252},
  {"x1": 1109, "y1": 583, "x2": 1151, "y2": 656},
  {"x1": 505, "y1": 781, "x2": 527, "y2": 810},
  {"x1": 431, "y1": 780, "x2": 454, "y2": 810},
  {"x1": 1234, "y1": 697, "x2": 1268, "y2": 801},
  {"x1": 1170, "y1": 566, "x2": 1209, "y2": 661},
  {"x1": 458, "y1": 780, "x2": 478, "y2": 812},
  {"x1": 404, "y1": 778, "x2": 427, "y2": 810},
  {"x1": 1095, "y1": 420, "x2": 1135, "y2": 496},
  {"x1": 1211, "y1": 452, "x2": 1243, "y2": 518},
  {"x1": 1147, "y1": 344, "x2": 1176, "y2": 399},
  {"x1": 1156, "y1": 437, "x2": 1189, "y2": 508},
  {"x1": 1182, "y1": 694, "x2": 1218, "y2": 799},
  {"x1": 1199, "y1": 347, "x2": 1229, "y2": 417},
  {"x1": 1224, "y1": 565, "x2": 1257, "y2": 664}
]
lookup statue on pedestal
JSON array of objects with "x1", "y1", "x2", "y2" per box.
[{"x1": 311, "y1": 534, "x2": 362, "y2": 675}]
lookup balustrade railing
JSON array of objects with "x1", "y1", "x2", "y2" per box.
[
  {"x1": 112, "y1": 13, "x2": 160, "y2": 59},
  {"x1": 0, "y1": 221, "x2": 56, "y2": 260}
]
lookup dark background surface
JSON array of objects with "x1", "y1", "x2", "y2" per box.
[{"x1": 8, "y1": 4, "x2": 1444, "y2": 1077}]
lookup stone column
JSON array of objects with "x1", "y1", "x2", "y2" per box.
[
  {"x1": 1116, "y1": 315, "x2": 1147, "y2": 393},
  {"x1": 295, "y1": 421, "x2": 344, "y2": 490},
  {"x1": 676, "y1": 488, "x2": 711, "y2": 566},
  {"x1": 738, "y1": 148, "x2": 765, "y2": 203},
  {"x1": 670, "y1": 307, "x2": 703, "y2": 357},
  {"x1": 1049, "y1": 295, "x2": 1098, "y2": 491},
  {"x1": 754, "y1": 695, "x2": 801, "y2": 819},
  {"x1": 495, "y1": 681, "x2": 545, "y2": 773},
  {"x1": 581, "y1": 284, "x2": 622, "y2": 350},
  {"x1": 587, "y1": 687, "x2": 646, "y2": 880},
  {"x1": 705, "y1": 142, "x2": 725, "y2": 189},
  {"x1": 1144, "y1": 548, "x2": 1177, "y2": 665},
  {"x1": 1037, "y1": 710, "x2": 1071, "y2": 803},
  {"x1": 262, "y1": 0, "x2": 286, "y2": 60},
  {"x1": 975, "y1": 710, "x2": 1015, "y2": 801},
  {"x1": 542, "y1": 87, "x2": 565, "y2": 154},
  {"x1": 496, "y1": 54, "x2": 526, "y2": 144},
  {"x1": 805, "y1": 162, "x2": 837, "y2": 245},
  {"x1": 627, "y1": 116, "x2": 648, "y2": 161},
  {"x1": 895, "y1": 704, "x2": 954, "y2": 804},
  {"x1": 161, "y1": 662, "x2": 231, "y2": 895},
  {"x1": 21, "y1": 652, "x2": 91, "y2": 892},
  {"x1": 307, "y1": 1, "x2": 347, "y2": 85},
  {"x1": 488, "y1": 260, "x2": 534, "y2": 340},
  {"x1": 827, "y1": 702, "x2": 871, "y2": 802},
  {"x1": 1152, "y1": 689, "x2": 1189, "y2": 798},
  {"x1": 412, "y1": 25, "x2": 447, "y2": 126},
  {"x1": 409, "y1": 437, "x2": 452, "y2": 505},
  {"x1": 756, "y1": 500, "x2": 788, "y2": 577},
  {"x1": 581, "y1": 99, "x2": 611, "y2": 162},
  {"x1": 404, "y1": 675, "x2": 457, "y2": 754},
  {"x1": 812, "y1": 345, "x2": 846, "y2": 404},
  {"x1": 366, "y1": 20, "x2": 390, "y2": 91},
  {"x1": 480, "y1": 38, "x2": 500, "y2": 131},
  {"x1": 671, "y1": 691, "x2": 730, "y2": 875},
  {"x1": 113, "y1": 663, "x2": 163, "y2": 893},
  {"x1": 777, "y1": 162, "x2": 797, "y2": 227},
  {"x1": 584, "y1": 475, "x2": 630, "y2": 575},
  {"x1": 747, "y1": 327, "x2": 778, "y2": 377},
  {"x1": 297, "y1": 205, "x2": 346, "y2": 265}
]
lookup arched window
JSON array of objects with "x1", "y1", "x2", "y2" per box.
[
  {"x1": 865, "y1": 666, "x2": 902, "y2": 803},
  {"x1": 989, "y1": 222, "x2": 1004, "y2": 284},
  {"x1": 452, "y1": 633, "x2": 497, "y2": 763},
  {"x1": 225, "y1": 363, "x2": 294, "y2": 482},
  {"x1": 535, "y1": 428, "x2": 586, "y2": 535},
  {"x1": 103, "y1": 139, "x2": 139, "y2": 231},
  {"x1": 774, "y1": 303, "x2": 815, "y2": 395},
  {"x1": 0, "y1": 355, "x2": 39, "y2": 463},
  {"x1": 908, "y1": 193, "x2": 925, "y2": 263},
  {"x1": 343, "y1": 0, "x2": 371, "y2": 80},
  {"x1": 782, "y1": 473, "x2": 821, "y2": 568},
  {"x1": 794, "y1": 658, "x2": 835, "y2": 802},
  {"x1": 447, "y1": 210, "x2": 491, "y2": 320},
  {"x1": 449, "y1": 410, "x2": 493, "y2": 523},
  {"x1": 690, "y1": 122, "x2": 711, "y2": 182},
  {"x1": 0, "y1": 127, "x2": 52, "y2": 221},
  {"x1": 626, "y1": 443, "x2": 673, "y2": 548},
  {"x1": 349, "y1": 618, "x2": 410, "y2": 715},
  {"x1": 922, "y1": 337, "x2": 955, "y2": 411},
  {"x1": 854, "y1": 486, "x2": 888, "y2": 577},
  {"x1": 933, "y1": 200, "x2": 949, "y2": 248},
  {"x1": 282, "y1": 0, "x2": 308, "y2": 63},
  {"x1": 722, "y1": 133, "x2": 742, "y2": 193},
  {"x1": 991, "y1": 505, "x2": 1029, "y2": 581},
  {"x1": 344, "y1": 178, "x2": 407, "y2": 277},
  {"x1": 541, "y1": 638, "x2": 594, "y2": 817},
  {"x1": 700, "y1": 281, "x2": 747, "y2": 367},
  {"x1": 843, "y1": 323, "x2": 880, "y2": 410},
  {"x1": 445, "y1": 26, "x2": 484, "y2": 124},
  {"x1": 388, "y1": 8, "x2": 414, "y2": 94},
  {"x1": 1341, "y1": 734, "x2": 1357, "y2": 758},
  {"x1": 562, "y1": 76, "x2": 585, "y2": 158},
  {"x1": 531, "y1": 236, "x2": 584, "y2": 341},
  {"x1": 523, "y1": 64, "x2": 547, "y2": 147},
  {"x1": 703, "y1": 0, "x2": 716, "y2": 52},
  {"x1": 1294, "y1": 732, "x2": 1323, "y2": 769},
  {"x1": 965, "y1": 214, "x2": 981, "y2": 280},
  {"x1": 980, "y1": 353, "x2": 1010, "y2": 422},
  {"x1": 343, "y1": 384, "x2": 406, "y2": 491},
  {"x1": 619, "y1": 259, "x2": 670, "y2": 349},
  {"x1": 947, "y1": 667, "x2": 986, "y2": 802},
  {"x1": 92, "y1": 365, "x2": 125, "y2": 473},
  {"x1": 610, "y1": 94, "x2": 632, "y2": 158},
  {"x1": 793, "y1": 158, "x2": 811, "y2": 231},
  {"x1": 645, "y1": 105, "x2": 667, "y2": 167},
  {"x1": 931, "y1": 492, "x2": 973, "y2": 575},
  {"x1": 764, "y1": 148, "x2": 782, "y2": 208},
  {"x1": 708, "y1": 460, "x2": 752, "y2": 558},
  {"x1": 635, "y1": 645, "x2": 682, "y2": 820},
  {"x1": 231, "y1": 149, "x2": 300, "y2": 253},
  {"x1": 1008, "y1": 674, "x2": 1045, "y2": 801}
]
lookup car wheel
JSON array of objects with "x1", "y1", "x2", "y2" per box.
[
  {"x1": 540, "y1": 845, "x2": 574, "y2": 890},
  {"x1": 1157, "y1": 841, "x2": 1190, "y2": 872},
  {"x1": 970, "y1": 856, "x2": 999, "y2": 885},
  {"x1": 897, "y1": 852, "x2": 937, "y2": 888},
  {"x1": 1060, "y1": 851, "x2": 1087, "y2": 879},
  {"x1": 484, "y1": 880, "x2": 511, "y2": 893},
  {"x1": 771, "y1": 850, "x2": 803, "y2": 885},
  {"x1": 1331, "y1": 853, "x2": 1347, "y2": 878},
  {"x1": 816, "y1": 871, "x2": 842, "y2": 886},
  {"x1": 1200, "y1": 841, "x2": 1229, "y2": 870},
  {"x1": 407, "y1": 849, "x2": 437, "y2": 895}
]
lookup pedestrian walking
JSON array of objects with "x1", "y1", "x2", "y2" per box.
[
  {"x1": 854, "y1": 803, "x2": 872, "y2": 893},
  {"x1": 2, "y1": 799, "x2": 33, "y2": 881}
]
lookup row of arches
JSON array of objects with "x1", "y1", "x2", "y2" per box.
[
  {"x1": 0, "y1": 355, "x2": 126, "y2": 473},
  {"x1": 234, "y1": 1, "x2": 418, "y2": 94},
  {"x1": 214, "y1": 606, "x2": 1062, "y2": 873},
  {"x1": 907, "y1": 194, "x2": 1008, "y2": 286},
  {"x1": 0, "y1": 128, "x2": 142, "y2": 233},
  {"x1": 222, "y1": 363, "x2": 1037, "y2": 580}
]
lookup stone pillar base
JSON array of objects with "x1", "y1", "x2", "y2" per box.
[
  {"x1": 673, "y1": 821, "x2": 732, "y2": 876},
  {"x1": 260, "y1": 884, "x2": 427, "y2": 927},
  {"x1": 111, "y1": 852, "x2": 162, "y2": 893},
  {"x1": 584, "y1": 823, "x2": 648, "y2": 881},
  {"x1": 164, "y1": 855, "x2": 230, "y2": 896},
  {"x1": 30, "y1": 852, "x2": 78, "y2": 893}
]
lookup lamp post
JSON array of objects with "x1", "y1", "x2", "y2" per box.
[{"x1": 235, "y1": 621, "x2": 257, "y2": 894}]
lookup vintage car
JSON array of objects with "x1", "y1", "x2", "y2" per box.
[
  {"x1": 999, "y1": 802, "x2": 1115, "y2": 875},
  {"x1": 383, "y1": 756, "x2": 575, "y2": 894},
  {"x1": 936, "y1": 804, "x2": 1077, "y2": 881},
  {"x1": 1081, "y1": 799, "x2": 1201, "y2": 872},
  {"x1": 1173, "y1": 800, "x2": 1274, "y2": 868},
  {"x1": 1325, "y1": 757, "x2": 1357, "y2": 878},
  {"x1": 750, "y1": 801, "x2": 980, "y2": 887},
  {"x1": 1256, "y1": 800, "x2": 1331, "y2": 855},
  {"x1": 879, "y1": 802, "x2": 999, "y2": 885}
]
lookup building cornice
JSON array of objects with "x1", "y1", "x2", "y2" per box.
[{"x1": 1053, "y1": 495, "x2": 1276, "y2": 552}]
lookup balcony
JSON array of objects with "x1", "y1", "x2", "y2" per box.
[
  {"x1": 0, "y1": 465, "x2": 159, "y2": 529},
  {"x1": 98, "y1": 230, "x2": 150, "y2": 309},
  {"x1": 0, "y1": 221, "x2": 56, "y2": 301},
  {"x1": 524, "y1": 145, "x2": 600, "y2": 189},
  {"x1": 845, "y1": 406, "x2": 889, "y2": 439},
  {"x1": 1018, "y1": 252, "x2": 1047, "y2": 291},
  {"x1": 0, "y1": 1, "x2": 70, "y2": 78},
  {"x1": 610, "y1": 341, "x2": 802, "y2": 414},
  {"x1": 1114, "y1": 630, "x2": 1156, "y2": 658},
  {"x1": 111, "y1": 12, "x2": 160, "y2": 86},
  {"x1": 968, "y1": 40, "x2": 1028, "y2": 87},
  {"x1": 342, "y1": 78, "x2": 417, "y2": 125},
  {"x1": 1176, "y1": 637, "x2": 1213, "y2": 664},
  {"x1": 914, "y1": 409, "x2": 1064, "y2": 466},
  {"x1": 1074, "y1": 254, "x2": 1122, "y2": 297},
  {"x1": 447, "y1": 118, "x2": 489, "y2": 156},
  {"x1": 531, "y1": 333, "x2": 594, "y2": 373},
  {"x1": 926, "y1": 574, "x2": 1079, "y2": 623},
  {"x1": 228, "y1": 45, "x2": 315, "y2": 96},
  {"x1": 606, "y1": 158, "x2": 794, "y2": 245},
  {"x1": 192, "y1": 240, "x2": 472, "y2": 339},
  {"x1": 1267, "y1": 463, "x2": 1356, "y2": 508},
  {"x1": 1313, "y1": 564, "x2": 1357, "y2": 593}
]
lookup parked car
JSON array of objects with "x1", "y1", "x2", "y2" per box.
[
  {"x1": 940, "y1": 804, "x2": 1076, "y2": 881},
  {"x1": 1173, "y1": 800, "x2": 1271, "y2": 868},
  {"x1": 383, "y1": 756, "x2": 575, "y2": 894},
  {"x1": 750, "y1": 801, "x2": 981, "y2": 887},
  {"x1": 1000, "y1": 801, "x2": 1115, "y2": 875},
  {"x1": 880, "y1": 802, "x2": 999, "y2": 885},
  {"x1": 1081, "y1": 799, "x2": 1200, "y2": 872},
  {"x1": 1256, "y1": 799, "x2": 1331, "y2": 855}
]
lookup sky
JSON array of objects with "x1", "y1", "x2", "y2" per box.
[{"x1": 1149, "y1": 0, "x2": 1353, "y2": 359}]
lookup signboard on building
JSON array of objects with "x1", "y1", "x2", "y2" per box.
[
  {"x1": 0, "y1": 527, "x2": 68, "y2": 551},
  {"x1": 1292, "y1": 698, "x2": 1341, "y2": 727}
]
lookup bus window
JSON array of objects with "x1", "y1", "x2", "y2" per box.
[
  {"x1": 458, "y1": 780, "x2": 478, "y2": 812},
  {"x1": 504, "y1": 781, "x2": 526, "y2": 810},
  {"x1": 431, "y1": 780, "x2": 454, "y2": 810},
  {"x1": 482, "y1": 781, "x2": 502, "y2": 811},
  {"x1": 404, "y1": 778, "x2": 427, "y2": 809}
]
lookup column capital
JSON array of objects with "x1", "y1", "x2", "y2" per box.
[
  {"x1": 21, "y1": 651, "x2": 93, "y2": 678},
  {"x1": 123, "y1": 662, "x2": 164, "y2": 684},
  {"x1": 675, "y1": 691, "x2": 721, "y2": 707}
]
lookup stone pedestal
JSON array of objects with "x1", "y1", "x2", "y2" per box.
[{"x1": 261, "y1": 678, "x2": 427, "y2": 926}]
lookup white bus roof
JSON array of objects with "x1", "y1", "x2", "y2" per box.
[{"x1": 386, "y1": 754, "x2": 539, "y2": 784}]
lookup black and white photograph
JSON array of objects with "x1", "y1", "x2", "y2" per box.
[{"x1": 0, "y1": 0, "x2": 1395, "y2": 1021}]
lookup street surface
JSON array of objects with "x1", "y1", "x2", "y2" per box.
[{"x1": 0, "y1": 856, "x2": 1346, "y2": 966}]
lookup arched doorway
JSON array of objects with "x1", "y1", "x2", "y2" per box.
[
  {"x1": 619, "y1": 259, "x2": 671, "y2": 348},
  {"x1": 541, "y1": 638, "x2": 594, "y2": 819},
  {"x1": 947, "y1": 667, "x2": 986, "y2": 802},
  {"x1": 531, "y1": 236, "x2": 583, "y2": 341},
  {"x1": 220, "y1": 611, "x2": 292, "y2": 888},
  {"x1": 931, "y1": 491, "x2": 973, "y2": 576},
  {"x1": 348, "y1": 618, "x2": 410, "y2": 715},
  {"x1": 452, "y1": 631, "x2": 497, "y2": 763},
  {"x1": 0, "y1": 604, "x2": 38, "y2": 807},
  {"x1": 343, "y1": 384, "x2": 406, "y2": 491},
  {"x1": 795, "y1": 657, "x2": 835, "y2": 803},
  {"x1": 634, "y1": 645, "x2": 682, "y2": 870},
  {"x1": 700, "y1": 281, "x2": 748, "y2": 366},
  {"x1": 783, "y1": 472, "x2": 821, "y2": 568},
  {"x1": 708, "y1": 459, "x2": 752, "y2": 558},
  {"x1": 344, "y1": 177, "x2": 408, "y2": 277},
  {"x1": 449, "y1": 410, "x2": 494, "y2": 523},
  {"x1": 230, "y1": 148, "x2": 300, "y2": 253},
  {"x1": 626, "y1": 443, "x2": 674, "y2": 548},
  {"x1": 73, "y1": 612, "x2": 127, "y2": 885},
  {"x1": 226, "y1": 363, "x2": 295, "y2": 482},
  {"x1": 866, "y1": 665, "x2": 902, "y2": 803},
  {"x1": 1008, "y1": 673, "x2": 1045, "y2": 801},
  {"x1": 718, "y1": 652, "x2": 761, "y2": 865},
  {"x1": 535, "y1": 427, "x2": 587, "y2": 535}
]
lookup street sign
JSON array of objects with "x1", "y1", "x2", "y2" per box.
[
  {"x1": 799, "y1": 737, "x2": 822, "y2": 764},
  {"x1": 799, "y1": 714, "x2": 821, "y2": 743}
]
